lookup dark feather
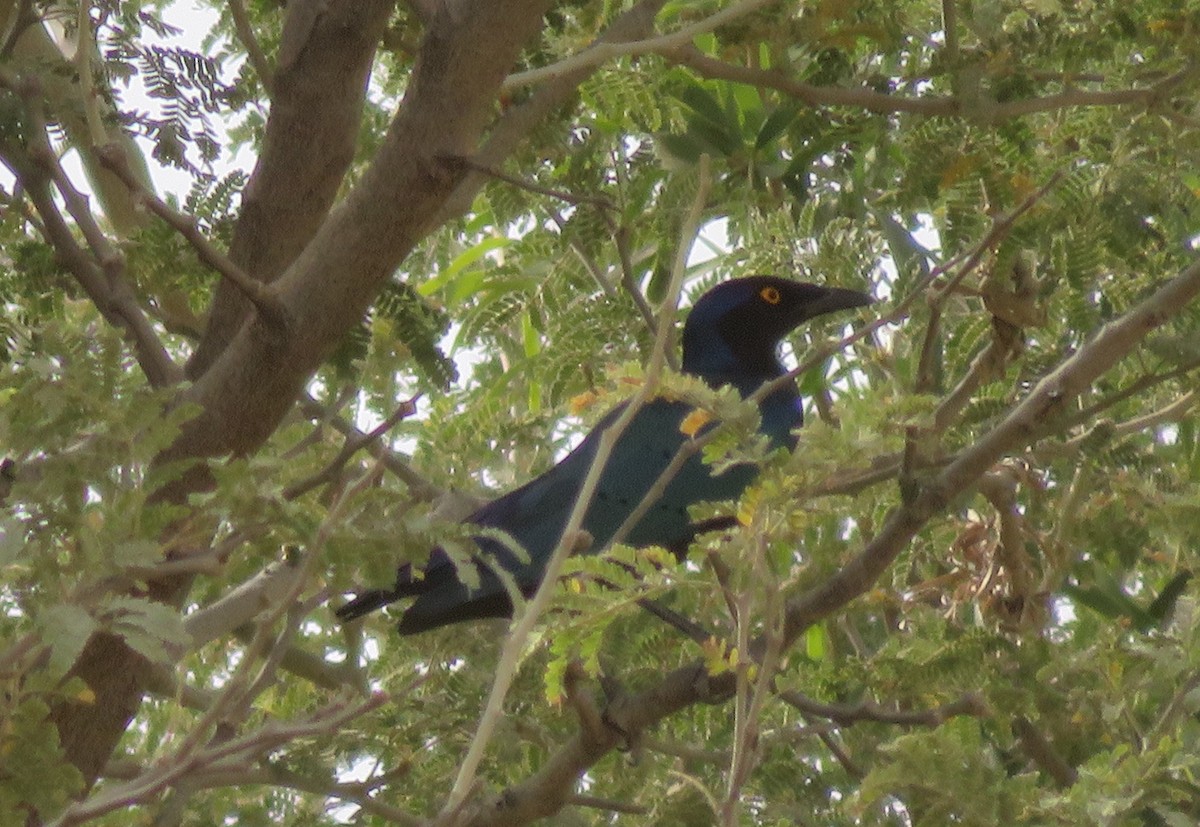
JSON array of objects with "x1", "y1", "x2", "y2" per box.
[{"x1": 336, "y1": 276, "x2": 872, "y2": 634}]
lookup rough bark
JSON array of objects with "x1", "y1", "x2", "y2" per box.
[{"x1": 187, "y1": 0, "x2": 395, "y2": 376}]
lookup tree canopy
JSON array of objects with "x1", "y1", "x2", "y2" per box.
[{"x1": 2, "y1": 1, "x2": 1200, "y2": 824}]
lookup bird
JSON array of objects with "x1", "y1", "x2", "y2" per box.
[{"x1": 337, "y1": 276, "x2": 872, "y2": 634}]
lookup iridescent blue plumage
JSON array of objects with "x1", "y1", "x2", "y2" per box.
[{"x1": 337, "y1": 276, "x2": 871, "y2": 633}]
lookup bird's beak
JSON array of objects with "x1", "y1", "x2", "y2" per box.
[{"x1": 803, "y1": 286, "x2": 874, "y2": 322}]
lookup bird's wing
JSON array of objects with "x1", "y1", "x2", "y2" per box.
[
  {"x1": 393, "y1": 397, "x2": 764, "y2": 634},
  {"x1": 415, "y1": 398, "x2": 741, "y2": 585},
  {"x1": 392, "y1": 405, "x2": 626, "y2": 608},
  {"x1": 469, "y1": 398, "x2": 716, "y2": 561}
]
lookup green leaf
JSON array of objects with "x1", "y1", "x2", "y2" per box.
[
  {"x1": 0, "y1": 698, "x2": 84, "y2": 819},
  {"x1": 755, "y1": 103, "x2": 799, "y2": 149},
  {"x1": 0, "y1": 517, "x2": 22, "y2": 568},
  {"x1": 656, "y1": 131, "x2": 704, "y2": 163},
  {"x1": 103, "y1": 597, "x2": 189, "y2": 667},
  {"x1": 419, "y1": 236, "x2": 511, "y2": 297},
  {"x1": 36, "y1": 603, "x2": 98, "y2": 678},
  {"x1": 806, "y1": 623, "x2": 828, "y2": 661},
  {"x1": 676, "y1": 83, "x2": 729, "y2": 129}
]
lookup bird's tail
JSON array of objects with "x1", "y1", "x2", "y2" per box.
[
  {"x1": 335, "y1": 563, "x2": 429, "y2": 622},
  {"x1": 335, "y1": 589, "x2": 399, "y2": 621}
]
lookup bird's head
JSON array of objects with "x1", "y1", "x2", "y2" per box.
[{"x1": 681, "y1": 276, "x2": 873, "y2": 386}]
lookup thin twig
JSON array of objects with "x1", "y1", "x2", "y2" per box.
[
  {"x1": 502, "y1": 0, "x2": 777, "y2": 92},
  {"x1": 722, "y1": 530, "x2": 786, "y2": 824},
  {"x1": 48, "y1": 694, "x2": 387, "y2": 827},
  {"x1": 902, "y1": 296, "x2": 943, "y2": 481},
  {"x1": 1012, "y1": 715, "x2": 1078, "y2": 788},
  {"x1": 1053, "y1": 390, "x2": 1197, "y2": 455},
  {"x1": 643, "y1": 735, "x2": 728, "y2": 764},
  {"x1": 611, "y1": 221, "x2": 661, "y2": 340},
  {"x1": 780, "y1": 689, "x2": 988, "y2": 727},
  {"x1": 666, "y1": 44, "x2": 1194, "y2": 120},
  {"x1": 565, "y1": 793, "x2": 648, "y2": 815},
  {"x1": 1069, "y1": 357, "x2": 1200, "y2": 427},
  {"x1": 283, "y1": 395, "x2": 421, "y2": 500},
  {"x1": 813, "y1": 726, "x2": 863, "y2": 778},
  {"x1": 95, "y1": 143, "x2": 289, "y2": 330},
  {"x1": 228, "y1": 0, "x2": 274, "y2": 96},
  {"x1": 440, "y1": 154, "x2": 615, "y2": 210},
  {"x1": 1148, "y1": 669, "x2": 1200, "y2": 744},
  {"x1": 298, "y1": 394, "x2": 443, "y2": 502},
  {"x1": 0, "y1": 71, "x2": 180, "y2": 387}
]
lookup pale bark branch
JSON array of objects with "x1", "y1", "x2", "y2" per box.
[
  {"x1": 7, "y1": 22, "x2": 153, "y2": 234},
  {"x1": 501, "y1": 0, "x2": 776, "y2": 92},
  {"x1": 0, "y1": 69, "x2": 181, "y2": 388},
  {"x1": 182, "y1": 553, "x2": 310, "y2": 648},
  {"x1": 227, "y1": 0, "x2": 274, "y2": 96}
]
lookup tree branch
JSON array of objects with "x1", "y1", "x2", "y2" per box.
[
  {"x1": 501, "y1": 0, "x2": 776, "y2": 92},
  {"x1": 95, "y1": 143, "x2": 290, "y2": 331},
  {"x1": 227, "y1": 0, "x2": 274, "y2": 96},
  {"x1": 781, "y1": 255, "x2": 1200, "y2": 649},
  {"x1": 430, "y1": 0, "x2": 669, "y2": 226},
  {"x1": 665, "y1": 43, "x2": 956, "y2": 116},
  {"x1": 46, "y1": 0, "x2": 552, "y2": 775},
  {"x1": 283, "y1": 394, "x2": 421, "y2": 500},
  {"x1": 0, "y1": 70, "x2": 181, "y2": 388},
  {"x1": 441, "y1": 154, "x2": 615, "y2": 210},
  {"x1": 188, "y1": 0, "x2": 395, "y2": 376},
  {"x1": 780, "y1": 689, "x2": 988, "y2": 727},
  {"x1": 461, "y1": 253, "x2": 1200, "y2": 826},
  {"x1": 1012, "y1": 715, "x2": 1078, "y2": 788},
  {"x1": 665, "y1": 44, "x2": 1194, "y2": 121},
  {"x1": 46, "y1": 694, "x2": 386, "y2": 827}
]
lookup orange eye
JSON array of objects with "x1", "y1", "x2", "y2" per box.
[{"x1": 760, "y1": 286, "x2": 782, "y2": 305}]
